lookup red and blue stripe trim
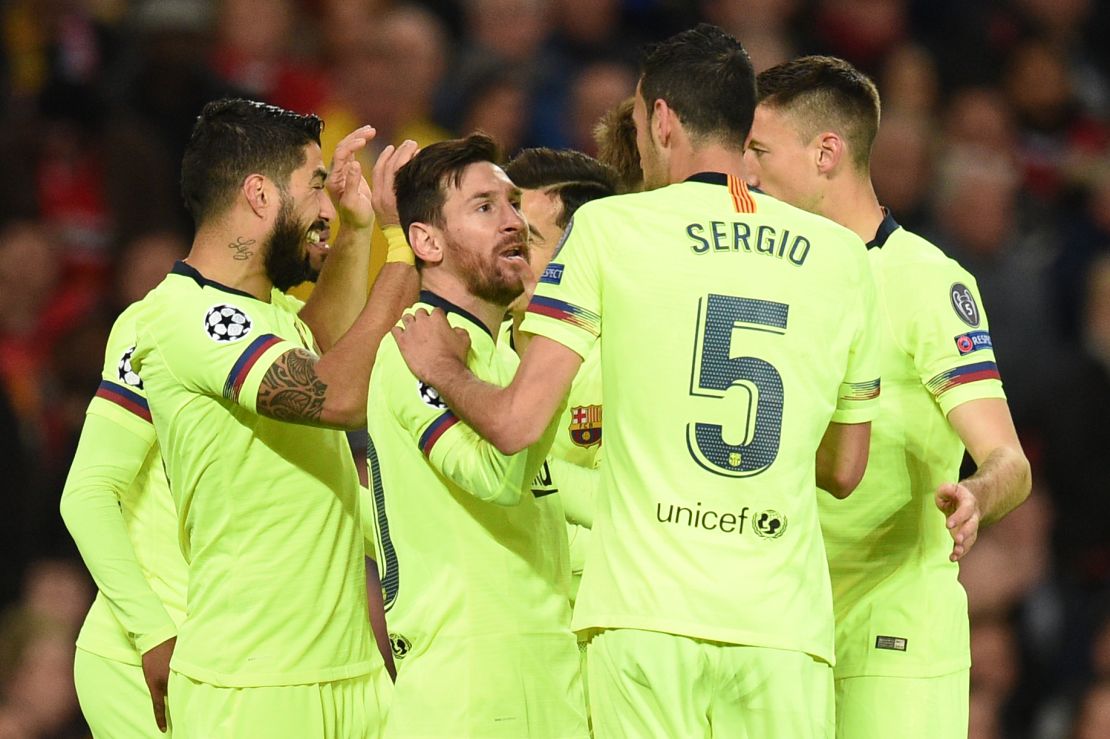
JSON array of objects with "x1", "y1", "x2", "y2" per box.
[
  {"x1": 527, "y1": 296, "x2": 601, "y2": 337},
  {"x1": 223, "y1": 334, "x2": 283, "y2": 401},
  {"x1": 926, "y1": 361, "x2": 1001, "y2": 397},
  {"x1": 95, "y1": 381, "x2": 152, "y2": 423},
  {"x1": 418, "y1": 410, "x2": 459, "y2": 456},
  {"x1": 840, "y1": 378, "x2": 880, "y2": 403}
]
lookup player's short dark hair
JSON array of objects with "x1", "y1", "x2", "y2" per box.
[
  {"x1": 503, "y1": 148, "x2": 619, "y2": 228},
  {"x1": 640, "y1": 23, "x2": 755, "y2": 149},
  {"x1": 395, "y1": 133, "x2": 501, "y2": 236},
  {"x1": 180, "y1": 98, "x2": 323, "y2": 227},
  {"x1": 756, "y1": 56, "x2": 881, "y2": 171},
  {"x1": 592, "y1": 98, "x2": 641, "y2": 193}
]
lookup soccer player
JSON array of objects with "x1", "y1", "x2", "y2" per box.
[
  {"x1": 391, "y1": 25, "x2": 880, "y2": 738},
  {"x1": 59, "y1": 126, "x2": 417, "y2": 736},
  {"x1": 502, "y1": 147, "x2": 620, "y2": 603},
  {"x1": 744, "y1": 56, "x2": 1032, "y2": 738},
  {"x1": 129, "y1": 99, "x2": 417, "y2": 738},
  {"x1": 365, "y1": 134, "x2": 588, "y2": 738}
]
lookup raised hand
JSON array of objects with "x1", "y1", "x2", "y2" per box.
[
  {"x1": 372, "y1": 139, "x2": 420, "y2": 227},
  {"x1": 327, "y1": 125, "x2": 377, "y2": 229}
]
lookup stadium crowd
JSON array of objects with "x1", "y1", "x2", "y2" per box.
[{"x1": 0, "y1": 0, "x2": 1109, "y2": 737}]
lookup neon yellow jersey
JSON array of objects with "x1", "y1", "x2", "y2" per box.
[
  {"x1": 520, "y1": 173, "x2": 881, "y2": 664},
  {"x1": 131, "y1": 262, "x2": 375, "y2": 688},
  {"x1": 501, "y1": 322, "x2": 603, "y2": 606},
  {"x1": 367, "y1": 292, "x2": 585, "y2": 733},
  {"x1": 554, "y1": 341, "x2": 602, "y2": 606},
  {"x1": 66, "y1": 300, "x2": 187, "y2": 665},
  {"x1": 818, "y1": 214, "x2": 1006, "y2": 679}
]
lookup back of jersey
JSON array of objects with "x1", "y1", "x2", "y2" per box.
[{"x1": 522, "y1": 173, "x2": 879, "y2": 664}]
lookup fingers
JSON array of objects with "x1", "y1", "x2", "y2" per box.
[
  {"x1": 372, "y1": 140, "x2": 419, "y2": 225},
  {"x1": 332, "y1": 125, "x2": 377, "y2": 168},
  {"x1": 936, "y1": 482, "x2": 981, "y2": 562},
  {"x1": 152, "y1": 685, "x2": 168, "y2": 732}
]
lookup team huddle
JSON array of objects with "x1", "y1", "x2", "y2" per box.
[{"x1": 59, "y1": 23, "x2": 1031, "y2": 739}]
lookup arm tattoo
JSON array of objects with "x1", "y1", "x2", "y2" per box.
[{"x1": 257, "y1": 349, "x2": 328, "y2": 423}]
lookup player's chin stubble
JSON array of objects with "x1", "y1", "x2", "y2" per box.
[{"x1": 265, "y1": 199, "x2": 316, "y2": 291}]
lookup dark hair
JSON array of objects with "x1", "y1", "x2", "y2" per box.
[
  {"x1": 180, "y1": 98, "x2": 323, "y2": 226},
  {"x1": 504, "y1": 148, "x2": 619, "y2": 227},
  {"x1": 394, "y1": 132, "x2": 501, "y2": 235},
  {"x1": 640, "y1": 23, "x2": 755, "y2": 148},
  {"x1": 756, "y1": 56, "x2": 881, "y2": 171},
  {"x1": 593, "y1": 98, "x2": 641, "y2": 193}
]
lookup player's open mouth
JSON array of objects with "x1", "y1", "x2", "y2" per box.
[
  {"x1": 306, "y1": 222, "x2": 330, "y2": 248},
  {"x1": 498, "y1": 243, "x2": 528, "y2": 263}
]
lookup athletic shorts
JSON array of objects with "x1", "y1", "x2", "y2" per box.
[
  {"x1": 384, "y1": 633, "x2": 587, "y2": 738},
  {"x1": 167, "y1": 668, "x2": 391, "y2": 739},
  {"x1": 75, "y1": 647, "x2": 168, "y2": 738},
  {"x1": 587, "y1": 628, "x2": 833, "y2": 739},
  {"x1": 834, "y1": 669, "x2": 969, "y2": 739}
]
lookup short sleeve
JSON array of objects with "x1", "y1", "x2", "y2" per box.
[
  {"x1": 896, "y1": 265, "x2": 1006, "y2": 416},
  {"x1": 832, "y1": 253, "x2": 882, "y2": 425},
  {"x1": 136, "y1": 296, "x2": 305, "y2": 414},
  {"x1": 520, "y1": 211, "x2": 604, "y2": 360}
]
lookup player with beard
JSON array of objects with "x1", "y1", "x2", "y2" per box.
[
  {"x1": 363, "y1": 134, "x2": 588, "y2": 738},
  {"x1": 129, "y1": 99, "x2": 418, "y2": 738}
]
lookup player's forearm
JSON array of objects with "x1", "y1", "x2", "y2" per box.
[
  {"x1": 299, "y1": 224, "x2": 374, "y2": 352},
  {"x1": 60, "y1": 423, "x2": 177, "y2": 650},
  {"x1": 961, "y1": 444, "x2": 1031, "y2": 526},
  {"x1": 319, "y1": 262, "x2": 419, "y2": 425},
  {"x1": 423, "y1": 361, "x2": 542, "y2": 454}
]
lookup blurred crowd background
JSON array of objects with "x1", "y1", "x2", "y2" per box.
[{"x1": 1, "y1": 0, "x2": 1109, "y2": 737}]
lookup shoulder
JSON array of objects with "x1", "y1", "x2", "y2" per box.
[{"x1": 876, "y1": 228, "x2": 976, "y2": 288}]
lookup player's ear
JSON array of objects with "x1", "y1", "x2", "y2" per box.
[
  {"x1": 814, "y1": 132, "x2": 845, "y2": 176},
  {"x1": 653, "y1": 98, "x2": 673, "y2": 147},
  {"x1": 408, "y1": 222, "x2": 444, "y2": 266},
  {"x1": 242, "y1": 173, "x2": 270, "y2": 218}
]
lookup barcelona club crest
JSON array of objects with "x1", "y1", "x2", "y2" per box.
[{"x1": 569, "y1": 405, "x2": 602, "y2": 448}]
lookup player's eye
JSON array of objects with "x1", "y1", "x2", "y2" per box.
[{"x1": 477, "y1": 203, "x2": 491, "y2": 213}]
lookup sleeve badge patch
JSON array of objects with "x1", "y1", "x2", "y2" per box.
[
  {"x1": 950, "y1": 283, "x2": 981, "y2": 327},
  {"x1": 417, "y1": 381, "x2": 448, "y2": 410},
  {"x1": 539, "y1": 263, "x2": 564, "y2": 285},
  {"x1": 204, "y1": 305, "x2": 253, "y2": 343},
  {"x1": 954, "y1": 330, "x2": 993, "y2": 355},
  {"x1": 569, "y1": 404, "x2": 602, "y2": 448},
  {"x1": 117, "y1": 346, "x2": 143, "y2": 389}
]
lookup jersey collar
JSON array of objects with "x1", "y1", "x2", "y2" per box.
[
  {"x1": 684, "y1": 172, "x2": 729, "y2": 186},
  {"x1": 419, "y1": 290, "x2": 494, "y2": 339},
  {"x1": 171, "y1": 261, "x2": 260, "y2": 301},
  {"x1": 866, "y1": 208, "x2": 901, "y2": 249}
]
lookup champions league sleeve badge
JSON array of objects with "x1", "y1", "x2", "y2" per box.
[
  {"x1": 204, "y1": 305, "x2": 253, "y2": 343},
  {"x1": 949, "y1": 283, "x2": 981, "y2": 327}
]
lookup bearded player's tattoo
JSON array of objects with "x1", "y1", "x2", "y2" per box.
[{"x1": 257, "y1": 348, "x2": 327, "y2": 422}]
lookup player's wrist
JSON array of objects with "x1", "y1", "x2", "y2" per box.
[{"x1": 383, "y1": 225, "x2": 415, "y2": 265}]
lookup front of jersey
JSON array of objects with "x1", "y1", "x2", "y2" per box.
[
  {"x1": 131, "y1": 262, "x2": 375, "y2": 688},
  {"x1": 521, "y1": 173, "x2": 881, "y2": 664},
  {"x1": 368, "y1": 292, "x2": 586, "y2": 737},
  {"x1": 74, "y1": 301, "x2": 187, "y2": 665},
  {"x1": 818, "y1": 216, "x2": 1006, "y2": 679}
]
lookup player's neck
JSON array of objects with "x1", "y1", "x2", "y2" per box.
[
  {"x1": 668, "y1": 144, "x2": 745, "y2": 183},
  {"x1": 187, "y1": 226, "x2": 275, "y2": 302},
  {"x1": 822, "y1": 173, "x2": 886, "y2": 245},
  {"x1": 420, "y1": 272, "x2": 506, "y2": 340}
]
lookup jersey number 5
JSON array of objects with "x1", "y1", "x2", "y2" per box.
[{"x1": 687, "y1": 293, "x2": 788, "y2": 477}]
